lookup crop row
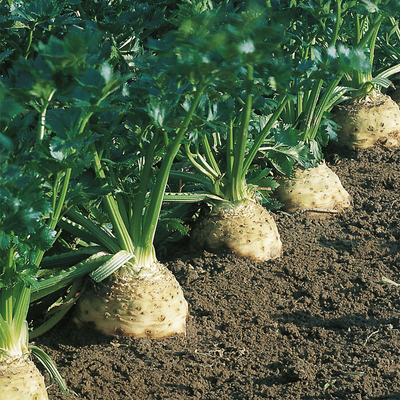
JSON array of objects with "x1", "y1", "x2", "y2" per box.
[{"x1": 1, "y1": 1, "x2": 399, "y2": 398}]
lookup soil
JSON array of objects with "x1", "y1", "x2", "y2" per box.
[{"x1": 34, "y1": 144, "x2": 400, "y2": 400}]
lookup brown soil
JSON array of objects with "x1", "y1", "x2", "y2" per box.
[{"x1": 34, "y1": 145, "x2": 400, "y2": 400}]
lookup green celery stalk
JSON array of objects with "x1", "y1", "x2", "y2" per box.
[
  {"x1": 229, "y1": 65, "x2": 254, "y2": 202},
  {"x1": 138, "y1": 83, "x2": 209, "y2": 262}
]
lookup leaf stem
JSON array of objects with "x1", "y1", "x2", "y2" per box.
[
  {"x1": 226, "y1": 118, "x2": 234, "y2": 180},
  {"x1": 140, "y1": 82, "x2": 209, "y2": 251},
  {"x1": 91, "y1": 147, "x2": 135, "y2": 253},
  {"x1": 34, "y1": 167, "x2": 72, "y2": 267},
  {"x1": 66, "y1": 208, "x2": 121, "y2": 254},
  {"x1": 330, "y1": 0, "x2": 342, "y2": 47},
  {"x1": 302, "y1": 73, "x2": 345, "y2": 141},
  {"x1": 242, "y1": 95, "x2": 290, "y2": 176},
  {"x1": 131, "y1": 128, "x2": 160, "y2": 243},
  {"x1": 185, "y1": 143, "x2": 220, "y2": 181},
  {"x1": 230, "y1": 65, "x2": 253, "y2": 202},
  {"x1": 36, "y1": 90, "x2": 56, "y2": 143},
  {"x1": 202, "y1": 134, "x2": 221, "y2": 177},
  {"x1": 2, "y1": 247, "x2": 15, "y2": 325}
]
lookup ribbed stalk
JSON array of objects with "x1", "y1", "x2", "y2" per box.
[
  {"x1": 229, "y1": 65, "x2": 253, "y2": 202},
  {"x1": 91, "y1": 148, "x2": 135, "y2": 254},
  {"x1": 139, "y1": 82, "x2": 209, "y2": 252}
]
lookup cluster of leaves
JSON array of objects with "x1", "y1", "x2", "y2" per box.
[
  {"x1": 0, "y1": 2, "x2": 145, "y2": 357},
  {"x1": 3, "y1": 28, "x2": 125, "y2": 211},
  {"x1": 249, "y1": 0, "x2": 400, "y2": 168},
  {"x1": 0, "y1": 0, "x2": 185, "y2": 74},
  {"x1": 0, "y1": 162, "x2": 54, "y2": 287},
  {"x1": 149, "y1": 1, "x2": 306, "y2": 207},
  {"x1": 331, "y1": 0, "x2": 400, "y2": 93},
  {"x1": 1, "y1": 0, "x2": 223, "y2": 312}
]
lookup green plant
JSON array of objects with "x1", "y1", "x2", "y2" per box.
[
  {"x1": 332, "y1": 0, "x2": 400, "y2": 148},
  {"x1": 24, "y1": 16, "x2": 230, "y2": 337},
  {"x1": 165, "y1": 2, "x2": 356, "y2": 245},
  {"x1": 2, "y1": 22, "x2": 140, "y2": 339},
  {"x1": 154, "y1": 2, "x2": 308, "y2": 260},
  {"x1": 0, "y1": 98, "x2": 69, "y2": 399},
  {"x1": 60, "y1": 44, "x2": 225, "y2": 336},
  {"x1": 269, "y1": 0, "x2": 370, "y2": 215},
  {"x1": 340, "y1": 0, "x2": 400, "y2": 96}
]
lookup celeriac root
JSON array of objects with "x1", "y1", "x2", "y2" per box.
[
  {"x1": 333, "y1": 93, "x2": 400, "y2": 149},
  {"x1": 0, "y1": 357, "x2": 48, "y2": 400},
  {"x1": 274, "y1": 163, "x2": 351, "y2": 218},
  {"x1": 74, "y1": 262, "x2": 188, "y2": 338},
  {"x1": 191, "y1": 199, "x2": 282, "y2": 261}
]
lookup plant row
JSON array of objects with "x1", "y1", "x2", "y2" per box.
[{"x1": 1, "y1": 0, "x2": 399, "y2": 398}]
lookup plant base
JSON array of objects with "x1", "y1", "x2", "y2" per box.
[
  {"x1": 191, "y1": 199, "x2": 282, "y2": 261},
  {"x1": 74, "y1": 262, "x2": 188, "y2": 338},
  {"x1": 274, "y1": 163, "x2": 351, "y2": 218},
  {"x1": 0, "y1": 357, "x2": 48, "y2": 400},
  {"x1": 333, "y1": 93, "x2": 400, "y2": 149}
]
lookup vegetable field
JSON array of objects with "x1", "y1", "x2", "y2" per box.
[
  {"x1": 39, "y1": 145, "x2": 400, "y2": 399},
  {"x1": 1, "y1": 0, "x2": 400, "y2": 399}
]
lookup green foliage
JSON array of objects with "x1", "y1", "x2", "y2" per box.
[
  {"x1": 1, "y1": 6, "x2": 135, "y2": 348},
  {"x1": 2, "y1": 24, "x2": 129, "y2": 208},
  {"x1": 336, "y1": 0, "x2": 400, "y2": 93},
  {"x1": 259, "y1": 124, "x2": 315, "y2": 174},
  {"x1": 0, "y1": 0, "x2": 80, "y2": 65},
  {"x1": 151, "y1": 1, "x2": 294, "y2": 90},
  {"x1": 0, "y1": 163, "x2": 54, "y2": 286}
]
